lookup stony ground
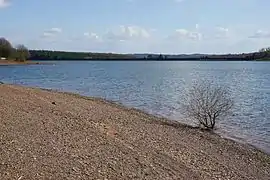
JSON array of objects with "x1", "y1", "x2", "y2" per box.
[
  {"x1": 0, "y1": 84, "x2": 269, "y2": 180},
  {"x1": 0, "y1": 60, "x2": 40, "y2": 66}
]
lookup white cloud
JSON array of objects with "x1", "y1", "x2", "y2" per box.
[
  {"x1": 84, "y1": 32, "x2": 97, "y2": 38},
  {"x1": 0, "y1": 0, "x2": 10, "y2": 8},
  {"x1": 217, "y1": 27, "x2": 229, "y2": 33},
  {"x1": 18, "y1": 24, "x2": 269, "y2": 54},
  {"x1": 170, "y1": 29, "x2": 202, "y2": 41},
  {"x1": 215, "y1": 27, "x2": 229, "y2": 38},
  {"x1": 175, "y1": 0, "x2": 184, "y2": 2},
  {"x1": 42, "y1": 32, "x2": 54, "y2": 38},
  {"x1": 47, "y1": 28, "x2": 62, "y2": 33},
  {"x1": 84, "y1": 32, "x2": 100, "y2": 41},
  {"x1": 41, "y1": 28, "x2": 62, "y2": 38},
  {"x1": 249, "y1": 30, "x2": 270, "y2": 38},
  {"x1": 129, "y1": 0, "x2": 184, "y2": 3},
  {"x1": 105, "y1": 25, "x2": 151, "y2": 41}
]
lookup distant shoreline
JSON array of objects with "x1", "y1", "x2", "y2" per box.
[
  {"x1": 28, "y1": 49, "x2": 270, "y2": 61},
  {"x1": 29, "y1": 58, "x2": 269, "y2": 61},
  {"x1": 1, "y1": 58, "x2": 268, "y2": 66},
  {"x1": 0, "y1": 60, "x2": 53, "y2": 66},
  {"x1": 0, "y1": 60, "x2": 40, "y2": 66}
]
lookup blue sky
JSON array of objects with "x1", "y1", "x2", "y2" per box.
[{"x1": 1, "y1": 0, "x2": 270, "y2": 54}]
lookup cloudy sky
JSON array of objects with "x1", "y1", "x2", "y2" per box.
[{"x1": 1, "y1": 0, "x2": 270, "y2": 54}]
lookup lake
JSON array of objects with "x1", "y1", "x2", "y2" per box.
[{"x1": 0, "y1": 61, "x2": 269, "y2": 153}]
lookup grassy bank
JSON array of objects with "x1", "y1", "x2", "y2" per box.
[{"x1": 0, "y1": 84, "x2": 269, "y2": 179}]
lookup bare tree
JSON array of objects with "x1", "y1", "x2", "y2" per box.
[
  {"x1": 182, "y1": 80, "x2": 234, "y2": 130},
  {"x1": 15, "y1": 44, "x2": 30, "y2": 61},
  {"x1": 259, "y1": 47, "x2": 270, "y2": 53}
]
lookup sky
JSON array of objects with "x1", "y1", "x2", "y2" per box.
[{"x1": 1, "y1": 0, "x2": 270, "y2": 54}]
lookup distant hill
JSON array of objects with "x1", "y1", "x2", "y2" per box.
[
  {"x1": 133, "y1": 53, "x2": 209, "y2": 59},
  {"x1": 28, "y1": 50, "x2": 270, "y2": 61},
  {"x1": 132, "y1": 52, "x2": 270, "y2": 61},
  {"x1": 29, "y1": 50, "x2": 134, "y2": 60}
]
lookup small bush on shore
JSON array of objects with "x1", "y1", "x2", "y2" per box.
[
  {"x1": 182, "y1": 80, "x2": 234, "y2": 130},
  {"x1": 14, "y1": 44, "x2": 30, "y2": 61}
]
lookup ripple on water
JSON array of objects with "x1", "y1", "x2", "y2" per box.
[{"x1": 0, "y1": 61, "x2": 269, "y2": 154}]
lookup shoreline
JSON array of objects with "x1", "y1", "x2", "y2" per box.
[
  {"x1": 0, "y1": 84, "x2": 269, "y2": 179},
  {"x1": 40, "y1": 86, "x2": 270, "y2": 155},
  {"x1": 29, "y1": 58, "x2": 270, "y2": 61},
  {"x1": 0, "y1": 60, "x2": 44, "y2": 66}
]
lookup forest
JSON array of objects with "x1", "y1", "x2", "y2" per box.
[{"x1": 28, "y1": 50, "x2": 134, "y2": 60}]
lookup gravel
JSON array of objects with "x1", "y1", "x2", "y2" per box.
[{"x1": 0, "y1": 84, "x2": 269, "y2": 180}]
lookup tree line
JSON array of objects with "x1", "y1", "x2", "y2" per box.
[
  {"x1": 29, "y1": 50, "x2": 134, "y2": 60},
  {"x1": 1, "y1": 36, "x2": 270, "y2": 61},
  {"x1": 258, "y1": 47, "x2": 270, "y2": 60},
  {"x1": 200, "y1": 48, "x2": 270, "y2": 61},
  {"x1": 0, "y1": 37, "x2": 133, "y2": 61},
  {"x1": 0, "y1": 38, "x2": 30, "y2": 61}
]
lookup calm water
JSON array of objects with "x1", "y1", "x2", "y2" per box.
[{"x1": 0, "y1": 61, "x2": 269, "y2": 153}]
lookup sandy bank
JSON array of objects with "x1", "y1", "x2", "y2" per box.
[
  {"x1": 0, "y1": 60, "x2": 41, "y2": 66},
  {"x1": 0, "y1": 84, "x2": 269, "y2": 179}
]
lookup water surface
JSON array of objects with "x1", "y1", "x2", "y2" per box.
[{"x1": 0, "y1": 61, "x2": 269, "y2": 153}]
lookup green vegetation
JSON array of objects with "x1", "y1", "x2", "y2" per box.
[
  {"x1": 255, "y1": 47, "x2": 270, "y2": 61},
  {"x1": 14, "y1": 44, "x2": 30, "y2": 61},
  {"x1": 259, "y1": 47, "x2": 270, "y2": 53},
  {"x1": 1, "y1": 36, "x2": 270, "y2": 61},
  {"x1": 0, "y1": 37, "x2": 133, "y2": 61},
  {"x1": 0, "y1": 38, "x2": 13, "y2": 59},
  {"x1": 0, "y1": 37, "x2": 29, "y2": 61},
  {"x1": 29, "y1": 50, "x2": 133, "y2": 60}
]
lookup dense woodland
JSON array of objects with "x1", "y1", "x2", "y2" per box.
[
  {"x1": 202, "y1": 49, "x2": 270, "y2": 61},
  {"x1": 1, "y1": 37, "x2": 269, "y2": 61},
  {"x1": 28, "y1": 50, "x2": 134, "y2": 60},
  {"x1": 199, "y1": 53, "x2": 269, "y2": 61},
  {"x1": 29, "y1": 49, "x2": 270, "y2": 61}
]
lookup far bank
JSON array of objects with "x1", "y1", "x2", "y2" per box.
[{"x1": 0, "y1": 59, "x2": 40, "y2": 66}]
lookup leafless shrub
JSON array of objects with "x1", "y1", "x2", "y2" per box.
[
  {"x1": 182, "y1": 80, "x2": 234, "y2": 130},
  {"x1": 15, "y1": 44, "x2": 30, "y2": 61},
  {"x1": 259, "y1": 47, "x2": 270, "y2": 53}
]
